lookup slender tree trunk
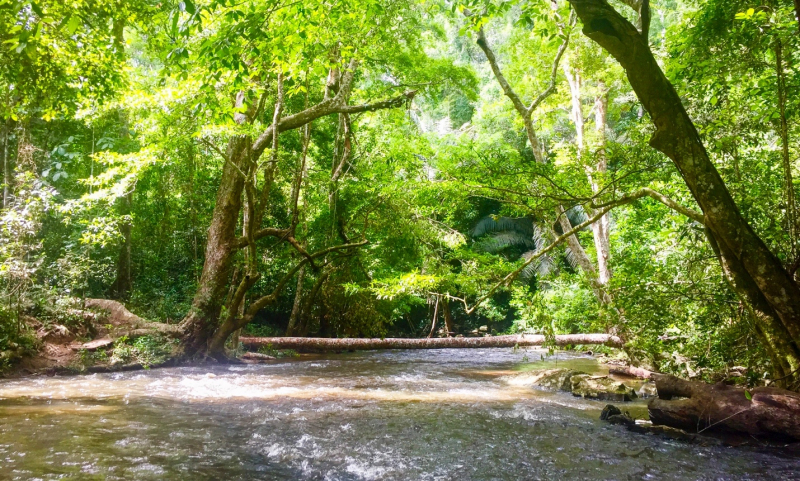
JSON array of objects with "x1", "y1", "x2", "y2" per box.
[
  {"x1": 442, "y1": 297, "x2": 454, "y2": 336},
  {"x1": 592, "y1": 82, "x2": 611, "y2": 285},
  {"x1": 567, "y1": 0, "x2": 800, "y2": 383},
  {"x1": 298, "y1": 268, "x2": 332, "y2": 336},
  {"x1": 427, "y1": 296, "x2": 440, "y2": 338},
  {"x1": 563, "y1": 58, "x2": 613, "y2": 294},
  {"x1": 794, "y1": 0, "x2": 800, "y2": 34},
  {"x1": 2, "y1": 120, "x2": 9, "y2": 209},
  {"x1": 775, "y1": 38, "x2": 796, "y2": 260},
  {"x1": 286, "y1": 265, "x2": 305, "y2": 336}
]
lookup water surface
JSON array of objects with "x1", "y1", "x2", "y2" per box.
[{"x1": 1, "y1": 348, "x2": 797, "y2": 480}]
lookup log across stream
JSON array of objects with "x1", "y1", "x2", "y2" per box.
[{"x1": 240, "y1": 333, "x2": 623, "y2": 351}]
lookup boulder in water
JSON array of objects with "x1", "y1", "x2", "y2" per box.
[
  {"x1": 502, "y1": 368, "x2": 585, "y2": 392},
  {"x1": 571, "y1": 374, "x2": 637, "y2": 402}
]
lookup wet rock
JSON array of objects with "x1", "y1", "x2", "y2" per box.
[
  {"x1": 571, "y1": 374, "x2": 637, "y2": 402},
  {"x1": 637, "y1": 381, "x2": 658, "y2": 399},
  {"x1": 600, "y1": 404, "x2": 635, "y2": 427},
  {"x1": 600, "y1": 403, "x2": 621, "y2": 420},
  {"x1": 502, "y1": 368, "x2": 585, "y2": 392}
]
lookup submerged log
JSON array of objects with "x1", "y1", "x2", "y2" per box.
[
  {"x1": 240, "y1": 334, "x2": 623, "y2": 352},
  {"x1": 648, "y1": 373, "x2": 800, "y2": 442}
]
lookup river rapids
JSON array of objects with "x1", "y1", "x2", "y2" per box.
[{"x1": 1, "y1": 348, "x2": 798, "y2": 479}]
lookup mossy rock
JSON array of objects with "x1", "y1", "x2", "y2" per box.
[
  {"x1": 570, "y1": 374, "x2": 637, "y2": 402},
  {"x1": 503, "y1": 368, "x2": 586, "y2": 392}
]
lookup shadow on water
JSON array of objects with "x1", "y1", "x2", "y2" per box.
[{"x1": 1, "y1": 348, "x2": 799, "y2": 480}]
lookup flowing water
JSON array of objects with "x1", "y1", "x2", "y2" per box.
[{"x1": 1, "y1": 348, "x2": 798, "y2": 480}]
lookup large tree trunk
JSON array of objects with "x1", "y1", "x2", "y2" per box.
[
  {"x1": 179, "y1": 136, "x2": 249, "y2": 354},
  {"x1": 240, "y1": 333, "x2": 623, "y2": 352},
  {"x1": 648, "y1": 373, "x2": 800, "y2": 442},
  {"x1": 567, "y1": 0, "x2": 800, "y2": 384}
]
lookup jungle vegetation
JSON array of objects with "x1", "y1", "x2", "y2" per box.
[{"x1": 1, "y1": 0, "x2": 799, "y2": 387}]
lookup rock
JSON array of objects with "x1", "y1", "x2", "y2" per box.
[
  {"x1": 600, "y1": 404, "x2": 635, "y2": 426},
  {"x1": 478, "y1": 325, "x2": 488, "y2": 332},
  {"x1": 637, "y1": 381, "x2": 658, "y2": 399},
  {"x1": 599, "y1": 404, "x2": 621, "y2": 420},
  {"x1": 571, "y1": 374, "x2": 637, "y2": 402},
  {"x1": 502, "y1": 368, "x2": 585, "y2": 392}
]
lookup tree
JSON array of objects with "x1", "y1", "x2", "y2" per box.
[{"x1": 564, "y1": 0, "x2": 800, "y2": 384}]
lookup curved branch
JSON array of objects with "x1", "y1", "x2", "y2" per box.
[{"x1": 241, "y1": 240, "x2": 369, "y2": 323}]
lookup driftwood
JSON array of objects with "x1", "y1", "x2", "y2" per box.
[
  {"x1": 648, "y1": 373, "x2": 800, "y2": 442},
  {"x1": 240, "y1": 334, "x2": 623, "y2": 352}
]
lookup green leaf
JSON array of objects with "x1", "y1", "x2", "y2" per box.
[
  {"x1": 64, "y1": 15, "x2": 81, "y2": 35},
  {"x1": 744, "y1": 390, "x2": 752, "y2": 401}
]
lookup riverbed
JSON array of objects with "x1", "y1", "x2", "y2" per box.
[{"x1": 1, "y1": 348, "x2": 797, "y2": 480}]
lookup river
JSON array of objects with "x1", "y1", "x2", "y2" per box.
[{"x1": 1, "y1": 348, "x2": 798, "y2": 480}]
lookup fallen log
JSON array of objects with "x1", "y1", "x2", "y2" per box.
[
  {"x1": 648, "y1": 373, "x2": 800, "y2": 442},
  {"x1": 608, "y1": 365, "x2": 655, "y2": 379},
  {"x1": 239, "y1": 334, "x2": 623, "y2": 352}
]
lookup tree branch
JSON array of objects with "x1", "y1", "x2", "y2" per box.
[
  {"x1": 464, "y1": 187, "x2": 704, "y2": 314},
  {"x1": 238, "y1": 240, "x2": 369, "y2": 326}
]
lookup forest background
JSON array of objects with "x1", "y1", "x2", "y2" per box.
[{"x1": 1, "y1": 0, "x2": 798, "y2": 386}]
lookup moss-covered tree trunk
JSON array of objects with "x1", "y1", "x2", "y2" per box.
[{"x1": 567, "y1": 0, "x2": 800, "y2": 384}]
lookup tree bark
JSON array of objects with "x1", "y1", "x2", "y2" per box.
[
  {"x1": 241, "y1": 333, "x2": 623, "y2": 351},
  {"x1": 566, "y1": 0, "x2": 800, "y2": 384},
  {"x1": 648, "y1": 373, "x2": 800, "y2": 441}
]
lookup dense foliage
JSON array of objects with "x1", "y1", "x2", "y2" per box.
[{"x1": 1, "y1": 0, "x2": 798, "y2": 385}]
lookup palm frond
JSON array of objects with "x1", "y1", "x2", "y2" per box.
[
  {"x1": 477, "y1": 231, "x2": 537, "y2": 253},
  {"x1": 471, "y1": 216, "x2": 533, "y2": 238}
]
